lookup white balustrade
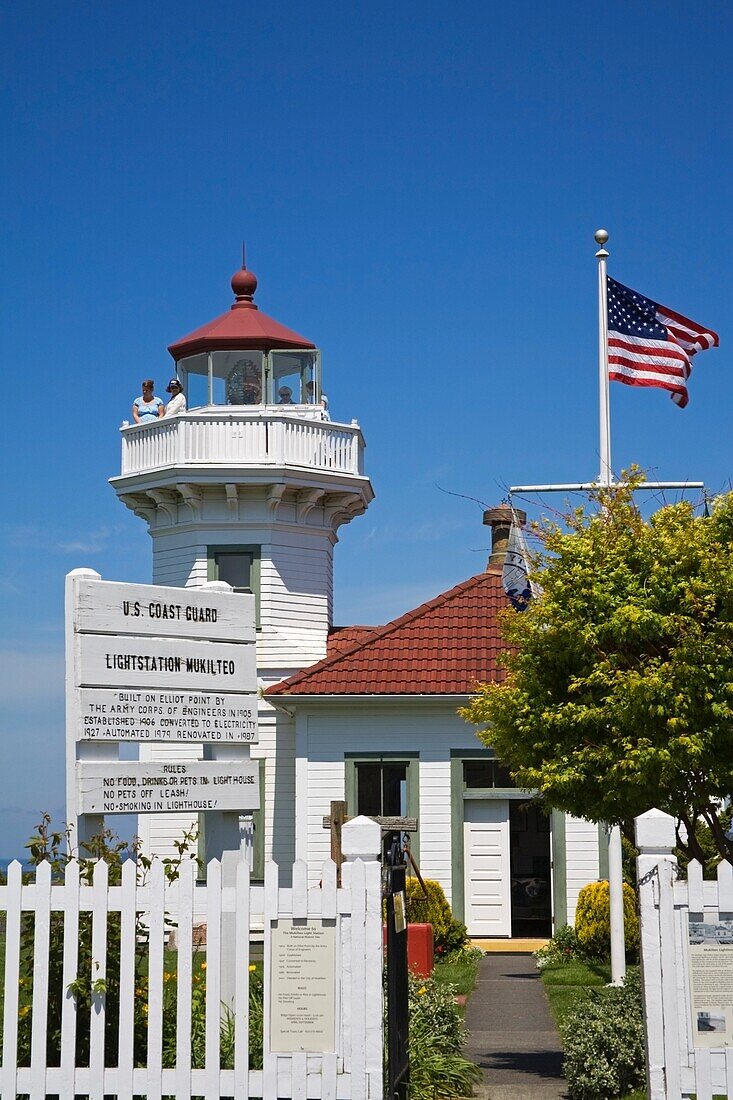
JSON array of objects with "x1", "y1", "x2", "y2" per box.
[{"x1": 120, "y1": 412, "x2": 364, "y2": 478}]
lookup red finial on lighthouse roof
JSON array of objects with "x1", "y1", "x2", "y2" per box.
[
  {"x1": 231, "y1": 265, "x2": 258, "y2": 308},
  {"x1": 168, "y1": 258, "x2": 315, "y2": 361}
]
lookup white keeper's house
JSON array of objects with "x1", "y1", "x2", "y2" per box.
[{"x1": 110, "y1": 260, "x2": 605, "y2": 937}]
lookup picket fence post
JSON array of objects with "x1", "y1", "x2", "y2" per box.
[
  {"x1": 636, "y1": 808, "x2": 682, "y2": 1100},
  {"x1": 342, "y1": 815, "x2": 383, "y2": 1100}
]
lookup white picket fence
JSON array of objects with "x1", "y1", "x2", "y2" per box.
[
  {"x1": 0, "y1": 837, "x2": 383, "y2": 1099},
  {"x1": 637, "y1": 807, "x2": 733, "y2": 1100}
]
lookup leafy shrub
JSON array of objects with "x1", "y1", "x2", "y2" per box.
[
  {"x1": 534, "y1": 924, "x2": 584, "y2": 969},
  {"x1": 575, "y1": 880, "x2": 639, "y2": 961},
  {"x1": 560, "y1": 968, "x2": 646, "y2": 1099},
  {"x1": 405, "y1": 877, "x2": 468, "y2": 955},
  {"x1": 407, "y1": 972, "x2": 481, "y2": 1100}
]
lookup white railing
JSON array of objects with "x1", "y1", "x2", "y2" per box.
[
  {"x1": 636, "y1": 807, "x2": 733, "y2": 1099},
  {"x1": 119, "y1": 412, "x2": 365, "y2": 479},
  {"x1": 1, "y1": 846, "x2": 383, "y2": 1100}
]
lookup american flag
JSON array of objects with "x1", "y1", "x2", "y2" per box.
[{"x1": 607, "y1": 277, "x2": 719, "y2": 408}]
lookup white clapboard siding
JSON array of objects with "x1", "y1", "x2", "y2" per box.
[
  {"x1": 636, "y1": 808, "x2": 733, "y2": 1099},
  {"x1": 150, "y1": 534, "x2": 336, "y2": 662},
  {"x1": 0, "y1": 851, "x2": 382, "y2": 1100},
  {"x1": 303, "y1": 706, "x2": 506, "y2": 893},
  {"x1": 565, "y1": 816, "x2": 600, "y2": 925}
]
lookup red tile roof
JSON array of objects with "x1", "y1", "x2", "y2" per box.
[
  {"x1": 326, "y1": 626, "x2": 381, "y2": 657},
  {"x1": 266, "y1": 571, "x2": 511, "y2": 697}
]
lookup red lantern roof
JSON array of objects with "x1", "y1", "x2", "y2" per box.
[{"x1": 168, "y1": 267, "x2": 316, "y2": 361}]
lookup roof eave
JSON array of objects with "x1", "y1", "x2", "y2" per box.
[{"x1": 265, "y1": 692, "x2": 476, "y2": 705}]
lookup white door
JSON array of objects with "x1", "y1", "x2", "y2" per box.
[{"x1": 463, "y1": 799, "x2": 511, "y2": 937}]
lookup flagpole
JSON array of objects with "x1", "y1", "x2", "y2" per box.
[
  {"x1": 595, "y1": 229, "x2": 612, "y2": 486},
  {"x1": 507, "y1": 229, "x2": 711, "y2": 988},
  {"x1": 594, "y1": 227, "x2": 625, "y2": 984}
]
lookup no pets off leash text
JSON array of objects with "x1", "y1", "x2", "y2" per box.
[{"x1": 77, "y1": 761, "x2": 260, "y2": 814}]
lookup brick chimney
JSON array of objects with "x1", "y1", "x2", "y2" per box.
[{"x1": 482, "y1": 505, "x2": 526, "y2": 572}]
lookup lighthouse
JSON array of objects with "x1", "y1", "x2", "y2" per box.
[{"x1": 110, "y1": 262, "x2": 374, "y2": 863}]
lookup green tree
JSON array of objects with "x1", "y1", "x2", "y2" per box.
[{"x1": 462, "y1": 475, "x2": 733, "y2": 863}]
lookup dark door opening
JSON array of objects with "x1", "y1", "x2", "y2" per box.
[{"x1": 510, "y1": 803, "x2": 552, "y2": 937}]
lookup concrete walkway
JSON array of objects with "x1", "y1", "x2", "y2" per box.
[{"x1": 464, "y1": 953, "x2": 568, "y2": 1100}]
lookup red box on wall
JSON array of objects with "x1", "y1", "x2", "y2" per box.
[{"x1": 383, "y1": 923, "x2": 434, "y2": 978}]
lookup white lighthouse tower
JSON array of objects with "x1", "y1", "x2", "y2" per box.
[{"x1": 110, "y1": 262, "x2": 374, "y2": 864}]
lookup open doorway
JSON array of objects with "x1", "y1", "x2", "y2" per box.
[{"x1": 510, "y1": 802, "x2": 551, "y2": 937}]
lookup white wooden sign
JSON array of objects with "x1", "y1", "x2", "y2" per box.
[
  {"x1": 73, "y1": 578, "x2": 255, "y2": 642},
  {"x1": 73, "y1": 634, "x2": 256, "y2": 691},
  {"x1": 76, "y1": 689, "x2": 258, "y2": 742},
  {"x1": 77, "y1": 760, "x2": 260, "y2": 814},
  {"x1": 270, "y1": 921, "x2": 337, "y2": 1053},
  {"x1": 65, "y1": 569, "x2": 259, "y2": 851}
]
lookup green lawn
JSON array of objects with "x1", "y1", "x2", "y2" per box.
[
  {"x1": 432, "y1": 950, "x2": 481, "y2": 997},
  {"x1": 540, "y1": 958, "x2": 611, "y2": 1030}
]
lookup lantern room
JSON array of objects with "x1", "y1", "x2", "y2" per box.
[{"x1": 168, "y1": 265, "x2": 324, "y2": 411}]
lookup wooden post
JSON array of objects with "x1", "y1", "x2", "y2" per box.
[{"x1": 329, "y1": 800, "x2": 347, "y2": 874}]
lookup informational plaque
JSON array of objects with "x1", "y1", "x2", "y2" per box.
[
  {"x1": 689, "y1": 917, "x2": 733, "y2": 1046},
  {"x1": 77, "y1": 760, "x2": 260, "y2": 815},
  {"x1": 270, "y1": 921, "x2": 336, "y2": 1052},
  {"x1": 76, "y1": 689, "x2": 258, "y2": 742}
]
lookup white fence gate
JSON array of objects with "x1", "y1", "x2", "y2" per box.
[
  {"x1": 0, "y1": 819, "x2": 383, "y2": 1100},
  {"x1": 637, "y1": 807, "x2": 733, "y2": 1100}
]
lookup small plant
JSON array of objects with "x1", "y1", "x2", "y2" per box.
[
  {"x1": 575, "y1": 880, "x2": 639, "y2": 961},
  {"x1": 404, "y1": 877, "x2": 468, "y2": 955},
  {"x1": 560, "y1": 968, "x2": 646, "y2": 1099},
  {"x1": 406, "y1": 972, "x2": 481, "y2": 1100},
  {"x1": 534, "y1": 924, "x2": 583, "y2": 969}
]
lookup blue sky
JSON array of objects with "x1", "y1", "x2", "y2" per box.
[{"x1": 1, "y1": 2, "x2": 731, "y2": 856}]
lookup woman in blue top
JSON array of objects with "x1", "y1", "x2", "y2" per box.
[{"x1": 132, "y1": 379, "x2": 164, "y2": 424}]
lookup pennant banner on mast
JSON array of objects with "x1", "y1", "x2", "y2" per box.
[{"x1": 502, "y1": 510, "x2": 543, "y2": 611}]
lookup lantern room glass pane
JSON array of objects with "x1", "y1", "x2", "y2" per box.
[
  {"x1": 177, "y1": 353, "x2": 209, "y2": 409},
  {"x1": 269, "y1": 350, "x2": 319, "y2": 404},
  {"x1": 210, "y1": 351, "x2": 265, "y2": 405}
]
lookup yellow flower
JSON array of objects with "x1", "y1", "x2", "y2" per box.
[
  {"x1": 142, "y1": 1004, "x2": 148, "y2": 1015},
  {"x1": 19, "y1": 1005, "x2": 31, "y2": 1018},
  {"x1": 249, "y1": 964, "x2": 256, "y2": 972},
  {"x1": 200, "y1": 961, "x2": 207, "y2": 970},
  {"x1": 417, "y1": 987, "x2": 427, "y2": 996}
]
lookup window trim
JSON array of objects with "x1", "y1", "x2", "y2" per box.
[
  {"x1": 207, "y1": 544, "x2": 261, "y2": 629},
  {"x1": 345, "y1": 752, "x2": 420, "y2": 861}
]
